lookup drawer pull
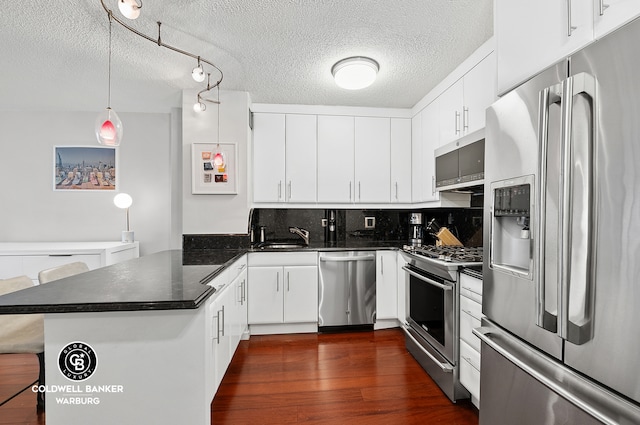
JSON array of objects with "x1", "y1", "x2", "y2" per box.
[{"x1": 463, "y1": 355, "x2": 480, "y2": 372}]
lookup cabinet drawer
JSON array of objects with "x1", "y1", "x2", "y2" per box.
[
  {"x1": 248, "y1": 251, "x2": 317, "y2": 267},
  {"x1": 460, "y1": 295, "x2": 482, "y2": 351},
  {"x1": 459, "y1": 340, "x2": 480, "y2": 401},
  {"x1": 460, "y1": 272, "x2": 482, "y2": 303},
  {"x1": 227, "y1": 255, "x2": 248, "y2": 282},
  {"x1": 22, "y1": 255, "x2": 101, "y2": 280}
]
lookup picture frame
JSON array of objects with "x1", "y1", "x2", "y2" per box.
[
  {"x1": 53, "y1": 146, "x2": 117, "y2": 191},
  {"x1": 191, "y1": 142, "x2": 237, "y2": 194}
]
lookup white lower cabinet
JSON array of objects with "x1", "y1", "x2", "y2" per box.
[
  {"x1": 375, "y1": 250, "x2": 398, "y2": 329},
  {"x1": 206, "y1": 255, "x2": 248, "y2": 399},
  {"x1": 458, "y1": 271, "x2": 483, "y2": 407},
  {"x1": 247, "y1": 252, "x2": 318, "y2": 335}
]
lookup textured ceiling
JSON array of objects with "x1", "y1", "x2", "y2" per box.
[{"x1": 0, "y1": 0, "x2": 493, "y2": 112}]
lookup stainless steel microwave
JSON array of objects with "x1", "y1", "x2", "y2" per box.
[{"x1": 435, "y1": 128, "x2": 485, "y2": 191}]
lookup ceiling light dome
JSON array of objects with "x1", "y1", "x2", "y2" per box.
[{"x1": 331, "y1": 56, "x2": 379, "y2": 90}]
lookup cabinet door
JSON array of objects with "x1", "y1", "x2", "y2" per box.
[
  {"x1": 253, "y1": 113, "x2": 286, "y2": 202},
  {"x1": 390, "y1": 118, "x2": 412, "y2": 203},
  {"x1": 496, "y1": 0, "x2": 593, "y2": 94},
  {"x1": 411, "y1": 113, "x2": 423, "y2": 202},
  {"x1": 317, "y1": 115, "x2": 355, "y2": 203},
  {"x1": 594, "y1": 0, "x2": 640, "y2": 38},
  {"x1": 376, "y1": 251, "x2": 398, "y2": 320},
  {"x1": 285, "y1": 114, "x2": 317, "y2": 203},
  {"x1": 463, "y1": 52, "x2": 497, "y2": 135},
  {"x1": 248, "y1": 267, "x2": 283, "y2": 324},
  {"x1": 438, "y1": 79, "x2": 464, "y2": 145},
  {"x1": 354, "y1": 117, "x2": 391, "y2": 203},
  {"x1": 420, "y1": 102, "x2": 440, "y2": 202},
  {"x1": 229, "y1": 268, "x2": 247, "y2": 356},
  {"x1": 283, "y1": 266, "x2": 318, "y2": 323}
]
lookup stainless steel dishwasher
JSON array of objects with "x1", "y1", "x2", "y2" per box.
[{"x1": 318, "y1": 251, "x2": 376, "y2": 329}]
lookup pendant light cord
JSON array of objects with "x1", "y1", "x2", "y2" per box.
[
  {"x1": 107, "y1": 12, "x2": 113, "y2": 108},
  {"x1": 217, "y1": 85, "x2": 220, "y2": 144}
]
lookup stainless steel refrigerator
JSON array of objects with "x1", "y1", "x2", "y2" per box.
[{"x1": 478, "y1": 17, "x2": 640, "y2": 425}]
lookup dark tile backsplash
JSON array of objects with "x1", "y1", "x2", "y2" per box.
[{"x1": 248, "y1": 207, "x2": 483, "y2": 247}]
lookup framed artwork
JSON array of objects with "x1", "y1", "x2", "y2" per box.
[
  {"x1": 53, "y1": 146, "x2": 117, "y2": 191},
  {"x1": 191, "y1": 143, "x2": 237, "y2": 194}
]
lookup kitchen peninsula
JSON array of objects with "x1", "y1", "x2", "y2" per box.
[{"x1": 0, "y1": 250, "x2": 242, "y2": 425}]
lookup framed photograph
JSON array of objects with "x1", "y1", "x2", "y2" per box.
[
  {"x1": 191, "y1": 143, "x2": 237, "y2": 194},
  {"x1": 54, "y1": 146, "x2": 117, "y2": 191}
]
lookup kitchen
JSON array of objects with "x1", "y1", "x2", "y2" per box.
[{"x1": 1, "y1": 1, "x2": 640, "y2": 424}]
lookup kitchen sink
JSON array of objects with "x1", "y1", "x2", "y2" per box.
[{"x1": 257, "y1": 242, "x2": 307, "y2": 249}]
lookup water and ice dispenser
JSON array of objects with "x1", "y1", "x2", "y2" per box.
[{"x1": 490, "y1": 176, "x2": 534, "y2": 277}]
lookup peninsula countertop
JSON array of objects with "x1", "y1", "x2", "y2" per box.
[{"x1": 0, "y1": 250, "x2": 239, "y2": 314}]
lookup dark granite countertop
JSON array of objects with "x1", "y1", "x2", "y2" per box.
[
  {"x1": 0, "y1": 242, "x2": 408, "y2": 315},
  {"x1": 0, "y1": 250, "x2": 222, "y2": 314}
]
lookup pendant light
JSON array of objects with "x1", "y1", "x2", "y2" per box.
[
  {"x1": 118, "y1": 0, "x2": 142, "y2": 20},
  {"x1": 96, "y1": 13, "x2": 123, "y2": 146}
]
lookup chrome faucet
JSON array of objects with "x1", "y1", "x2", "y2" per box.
[{"x1": 289, "y1": 227, "x2": 310, "y2": 245}]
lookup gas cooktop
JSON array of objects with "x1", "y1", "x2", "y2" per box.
[{"x1": 402, "y1": 244, "x2": 483, "y2": 263}]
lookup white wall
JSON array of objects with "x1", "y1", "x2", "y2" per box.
[
  {"x1": 182, "y1": 90, "x2": 251, "y2": 235},
  {"x1": 0, "y1": 110, "x2": 176, "y2": 256}
]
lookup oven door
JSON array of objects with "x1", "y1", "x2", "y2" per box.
[{"x1": 403, "y1": 264, "x2": 455, "y2": 363}]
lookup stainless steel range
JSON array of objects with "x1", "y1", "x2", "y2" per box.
[{"x1": 401, "y1": 244, "x2": 482, "y2": 402}]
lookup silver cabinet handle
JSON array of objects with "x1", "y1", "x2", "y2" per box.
[
  {"x1": 395, "y1": 182, "x2": 398, "y2": 200},
  {"x1": 431, "y1": 176, "x2": 435, "y2": 196},
  {"x1": 241, "y1": 279, "x2": 246, "y2": 304},
  {"x1": 288, "y1": 181, "x2": 292, "y2": 201},
  {"x1": 276, "y1": 272, "x2": 279, "y2": 292},
  {"x1": 287, "y1": 272, "x2": 290, "y2": 292},
  {"x1": 567, "y1": 0, "x2": 577, "y2": 36},
  {"x1": 220, "y1": 305, "x2": 225, "y2": 337},
  {"x1": 349, "y1": 181, "x2": 352, "y2": 201},
  {"x1": 381, "y1": 256, "x2": 384, "y2": 275},
  {"x1": 599, "y1": 0, "x2": 609, "y2": 16},
  {"x1": 211, "y1": 314, "x2": 219, "y2": 343},
  {"x1": 463, "y1": 106, "x2": 469, "y2": 132},
  {"x1": 462, "y1": 355, "x2": 480, "y2": 372},
  {"x1": 278, "y1": 181, "x2": 282, "y2": 200},
  {"x1": 358, "y1": 181, "x2": 361, "y2": 200},
  {"x1": 455, "y1": 110, "x2": 461, "y2": 135}
]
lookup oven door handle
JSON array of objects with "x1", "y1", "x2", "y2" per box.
[
  {"x1": 402, "y1": 266, "x2": 453, "y2": 291},
  {"x1": 403, "y1": 324, "x2": 453, "y2": 373}
]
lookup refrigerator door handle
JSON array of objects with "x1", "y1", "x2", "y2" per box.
[
  {"x1": 560, "y1": 72, "x2": 597, "y2": 345},
  {"x1": 536, "y1": 83, "x2": 563, "y2": 333},
  {"x1": 474, "y1": 321, "x2": 640, "y2": 425}
]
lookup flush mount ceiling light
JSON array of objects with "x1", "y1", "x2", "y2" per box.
[
  {"x1": 331, "y1": 56, "x2": 379, "y2": 90},
  {"x1": 97, "y1": 0, "x2": 224, "y2": 143},
  {"x1": 118, "y1": 0, "x2": 142, "y2": 19}
]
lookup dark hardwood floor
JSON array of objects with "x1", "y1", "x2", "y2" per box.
[
  {"x1": 212, "y1": 329, "x2": 479, "y2": 424},
  {"x1": 0, "y1": 329, "x2": 478, "y2": 424}
]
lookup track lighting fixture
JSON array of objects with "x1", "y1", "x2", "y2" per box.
[
  {"x1": 118, "y1": 0, "x2": 142, "y2": 19},
  {"x1": 192, "y1": 58, "x2": 206, "y2": 83},
  {"x1": 96, "y1": 0, "x2": 225, "y2": 142}
]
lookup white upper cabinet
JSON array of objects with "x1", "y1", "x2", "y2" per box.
[
  {"x1": 463, "y1": 52, "x2": 497, "y2": 134},
  {"x1": 355, "y1": 117, "x2": 391, "y2": 203},
  {"x1": 253, "y1": 113, "x2": 286, "y2": 202},
  {"x1": 411, "y1": 113, "x2": 424, "y2": 203},
  {"x1": 438, "y1": 52, "x2": 496, "y2": 146},
  {"x1": 496, "y1": 0, "x2": 593, "y2": 94},
  {"x1": 390, "y1": 118, "x2": 412, "y2": 203},
  {"x1": 285, "y1": 114, "x2": 317, "y2": 203},
  {"x1": 420, "y1": 100, "x2": 440, "y2": 202},
  {"x1": 594, "y1": 0, "x2": 640, "y2": 38},
  {"x1": 437, "y1": 78, "x2": 464, "y2": 146},
  {"x1": 253, "y1": 113, "x2": 317, "y2": 203},
  {"x1": 317, "y1": 115, "x2": 355, "y2": 203}
]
